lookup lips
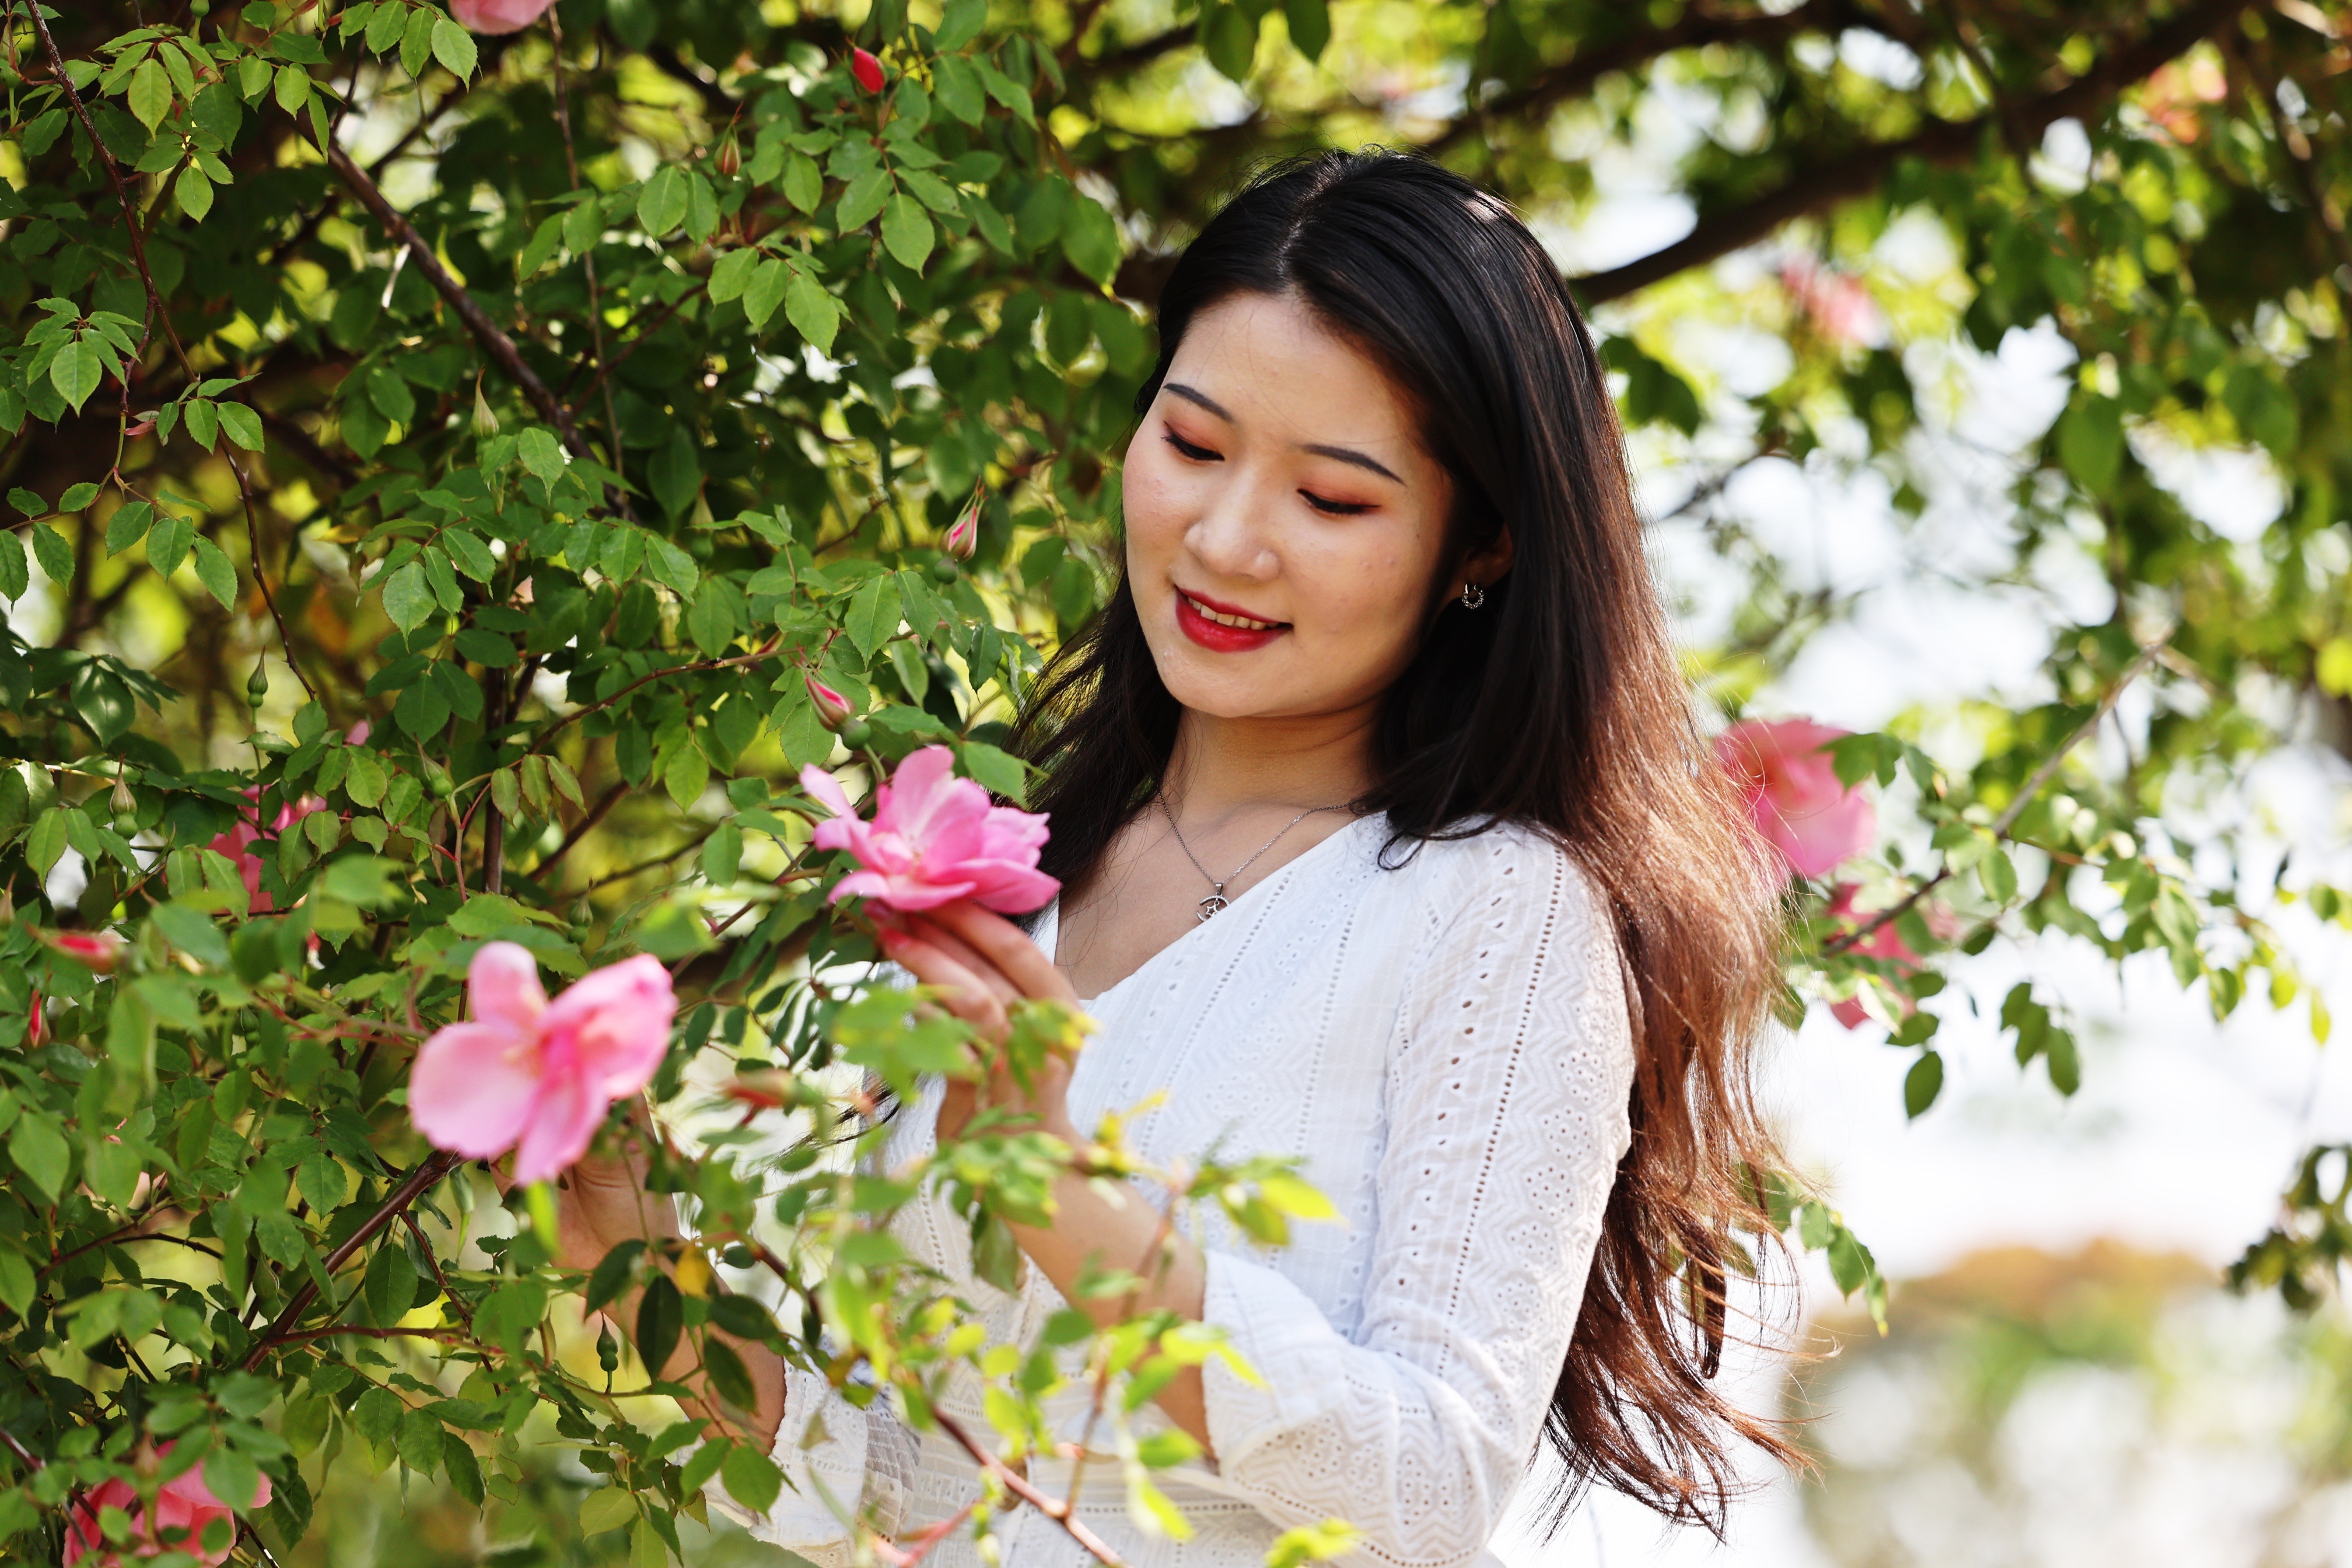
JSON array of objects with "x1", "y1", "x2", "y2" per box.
[{"x1": 1174, "y1": 589, "x2": 1287, "y2": 652}]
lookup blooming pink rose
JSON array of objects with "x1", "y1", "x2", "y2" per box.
[
  {"x1": 64, "y1": 1446, "x2": 269, "y2": 1567},
  {"x1": 40, "y1": 930, "x2": 124, "y2": 974},
  {"x1": 800, "y1": 745, "x2": 1058, "y2": 915},
  {"x1": 1716, "y1": 717, "x2": 1875, "y2": 880},
  {"x1": 449, "y1": 0, "x2": 555, "y2": 34},
  {"x1": 410, "y1": 944, "x2": 677, "y2": 1184},
  {"x1": 206, "y1": 789, "x2": 326, "y2": 914}
]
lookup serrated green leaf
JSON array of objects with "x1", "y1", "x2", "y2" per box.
[
  {"x1": 742, "y1": 258, "x2": 789, "y2": 331},
  {"x1": 130, "y1": 58, "x2": 173, "y2": 132},
  {"x1": 380, "y1": 562, "x2": 433, "y2": 633},
  {"x1": 637, "y1": 166, "x2": 688, "y2": 238},
  {"x1": 880, "y1": 192, "x2": 935, "y2": 272},
  {"x1": 517, "y1": 427, "x2": 566, "y2": 482},
  {"x1": 785, "y1": 270, "x2": 840, "y2": 354},
  {"x1": 176, "y1": 165, "x2": 215, "y2": 220},
  {"x1": 217, "y1": 401, "x2": 264, "y2": 451},
  {"x1": 836, "y1": 167, "x2": 891, "y2": 231},
  {"x1": 184, "y1": 398, "x2": 220, "y2": 450},
  {"x1": 51, "y1": 340, "x2": 104, "y2": 412},
  {"x1": 708, "y1": 246, "x2": 762, "y2": 304},
  {"x1": 191, "y1": 537, "x2": 238, "y2": 610},
  {"x1": 30, "y1": 523, "x2": 71, "y2": 586},
  {"x1": 430, "y1": 18, "x2": 478, "y2": 79}
]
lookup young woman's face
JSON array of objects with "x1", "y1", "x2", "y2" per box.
[{"x1": 1121, "y1": 290, "x2": 1502, "y2": 724}]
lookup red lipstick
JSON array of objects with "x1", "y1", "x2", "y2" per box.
[{"x1": 1174, "y1": 588, "x2": 1287, "y2": 653}]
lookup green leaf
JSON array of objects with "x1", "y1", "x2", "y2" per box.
[
  {"x1": 933, "y1": 0, "x2": 986, "y2": 50},
  {"x1": 6, "y1": 488, "x2": 44, "y2": 518},
  {"x1": 741, "y1": 258, "x2": 789, "y2": 331},
  {"x1": 381, "y1": 562, "x2": 433, "y2": 633},
  {"x1": 1200, "y1": 1, "x2": 1259, "y2": 81},
  {"x1": 185, "y1": 397, "x2": 220, "y2": 450},
  {"x1": 176, "y1": 165, "x2": 215, "y2": 220},
  {"x1": 147, "y1": 514, "x2": 193, "y2": 579},
  {"x1": 880, "y1": 192, "x2": 935, "y2": 272},
  {"x1": 0, "y1": 533, "x2": 24, "y2": 600},
  {"x1": 275, "y1": 61, "x2": 312, "y2": 116},
  {"x1": 1977, "y1": 845, "x2": 2018, "y2": 905},
  {"x1": 836, "y1": 167, "x2": 891, "y2": 231},
  {"x1": 784, "y1": 150, "x2": 823, "y2": 213},
  {"x1": 637, "y1": 166, "x2": 689, "y2": 239},
  {"x1": 663, "y1": 744, "x2": 710, "y2": 809},
  {"x1": 190, "y1": 537, "x2": 237, "y2": 609},
  {"x1": 430, "y1": 17, "x2": 478, "y2": 79},
  {"x1": 845, "y1": 572, "x2": 903, "y2": 659},
  {"x1": 365, "y1": 1241, "x2": 418, "y2": 1327},
  {"x1": 2056, "y1": 396, "x2": 2122, "y2": 494},
  {"x1": 400, "y1": 5, "x2": 436, "y2": 78},
  {"x1": 26, "y1": 809, "x2": 69, "y2": 877},
  {"x1": 30, "y1": 523, "x2": 72, "y2": 586},
  {"x1": 9, "y1": 1115, "x2": 69, "y2": 1203},
  {"x1": 58, "y1": 481, "x2": 100, "y2": 514},
  {"x1": 785, "y1": 270, "x2": 841, "y2": 354},
  {"x1": 217, "y1": 402, "x2": 264, "y2": 451},
  {"x1": 579, "y1": 1487, "x2": 637, "y2": 1536},
  {"x1": 130, "y1": 58, "x2": 173, "y2": 132},
  {"x1": 106, "y1": 500, "x2": 155, "y2": 556},
  {"x1": 1060, "y1": 194, "x2": 1121, "y2": 285},
  {"x1": 1903, "y1": 1050, "x2": 1944, "y2": 1119},
  {"x1": 517, "y1": 426, "x2": 566, "y2": 482},
  {"x1": 634, "y1": 1273, "x2": 684, "y2": 1377},
  {"x1": 718, "y1": 1445, "x2": 781, "y2": 1514},
  {"x1": 51, "y1": 340, "x2": 104, "y2": 412},
  {"x1": 1283, "y1": 0, "x2": 1332, "y2": 59},
  {"x1": 708, "y1": 246, "x2": 762, "y2": 304}
]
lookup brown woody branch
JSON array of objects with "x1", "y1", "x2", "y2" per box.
[
  {"x1": 326, "y1": 148, "x2": 587, "y2": 459},
  {"x1": 1568, "y1": 0, "x2": 2251, "y2": 304},
  {"x1": 243, "y1": 1150, "x2": 467, "y2": 1371},
  {"x1": 1424, "y1": 0, "x2": 1866, "y2": 158}
]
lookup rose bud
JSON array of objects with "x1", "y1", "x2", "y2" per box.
[
  {"x1": 805, "y1": 670, "x2": 856, "y2": 732},
  {"x1": 40, "y1": 930, "x2": 124, "y2": 974},
  {"x1": 473, "y1": 381, "x2": 500, "y2": 436},
  {"x1": 110, "y1": 776, "x2": 137, "y2": 820},
  {"x1": 850, "y1": 47, "x2": 886, "y2": 93},
  {"x1": 944, "y1": 495, "x2": 979, "y2": 561},
  {"x1": 715, "y1": 136, "x2": 741, "y2": 178}
]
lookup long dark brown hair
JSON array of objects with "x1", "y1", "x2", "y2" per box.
[{"x1": 1010, "y1": 150, "x2": 1798, "y2": 1532}]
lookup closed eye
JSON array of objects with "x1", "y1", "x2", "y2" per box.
[
  {"x1": 1163, "y1": 429, "x2": 1220, "y2": 462},
  {"x1": 1300, "y1": 490, "x2": 1373, "y2": 516}
]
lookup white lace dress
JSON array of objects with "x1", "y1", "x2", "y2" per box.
[{"x1": 712, "y1": 816, "x2": 1636, "y2": 1567}]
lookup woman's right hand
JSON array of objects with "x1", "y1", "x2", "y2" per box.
[{"x1": 551, "y1": 1116, "x2": 680, "y2": 1279}]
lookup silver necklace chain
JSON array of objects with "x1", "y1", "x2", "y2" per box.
[{"x1": 1156, "y1": 794, "x2": 1347, "y2": 922}]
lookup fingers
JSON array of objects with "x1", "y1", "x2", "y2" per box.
[
  {"x1": 900, "y1": 916, "x2": 1021, "y2": 1008},
  {"x1": 927, "y1": 902, "x2": 1078, "y2": 1006},
  {"x1": 880, "y1": 925, "x2": 1010, "y2": 1041}
]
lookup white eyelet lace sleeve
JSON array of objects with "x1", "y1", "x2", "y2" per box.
[
  {"x1": 702, "y1": 1366, "x2": 921, "y2": 1564},
  {"x1": 1195, "y1": 838, "x2": 1636, "y2": 1567}
]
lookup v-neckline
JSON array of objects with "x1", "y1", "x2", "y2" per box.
[{"x1": 1042, "y1": 813, "x2": 1382, "y2": 1008}]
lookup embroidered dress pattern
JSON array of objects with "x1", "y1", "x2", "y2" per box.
[{"x1": 708, "y1": 818, "x2": 1636, "y2": 1567}]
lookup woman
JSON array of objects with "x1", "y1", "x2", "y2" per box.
[{"x1": 561, "y1": 150, "x2": 1795, "y2": 1564}]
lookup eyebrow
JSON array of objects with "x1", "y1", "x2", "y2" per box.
[{"x1": 1163, "y1": 383, "x2": 1405, "y2": 485}]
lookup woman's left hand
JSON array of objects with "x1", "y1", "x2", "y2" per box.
[{"x1": 877, "y1": 901, "x2": 1082, "y2": 1144}]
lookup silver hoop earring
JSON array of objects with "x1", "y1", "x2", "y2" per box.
[{"x1": 1460, "y1": 582, "x2": 1486, "y2": 610}]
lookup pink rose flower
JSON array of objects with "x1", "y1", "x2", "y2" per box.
[
  {"x1": 39, "y1": 930, "x2": 124, "y2": 974},
  {"x1": 206, "y1": 789, "x2": 326, "y2": 914},
  {"x1": 410, "y1": 944, "x2": 677, "y2": 1184},
  {"x1": 449, "y1": 0, "x2": 555, "y2": 34},
  {"x1": 64, "y1": 1446, "x2": 269, "y2": 1567},
  {"x1": 800, "y1": 745, "x2": 1058, "y2": 915},
  {"x1": 1716, "y1": 717, "x2": 1875, "y2": 880}
]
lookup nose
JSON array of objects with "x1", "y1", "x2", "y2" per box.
[{"x1": 1182, "y1": 468, "x2": 1281, "y2": 583}]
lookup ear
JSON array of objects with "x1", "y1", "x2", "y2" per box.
[{"x1": 1458, "y1": 526, "x2": 1514, "y2": 593}]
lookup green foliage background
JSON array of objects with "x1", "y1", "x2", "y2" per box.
[{"x1": 0, "y1": 0, "x2": 2349, "y2": 1561}]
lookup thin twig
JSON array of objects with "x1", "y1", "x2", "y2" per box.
[
  {"x1": 537, "y1": 779, "x2": 626, "y2": 875},
  {"x1": 1825, "y1": 636, "x2": 2169, "y2": 954},
  {"x1": 928, "y1": 1407, "x2": 1126, "y2": 1564}
]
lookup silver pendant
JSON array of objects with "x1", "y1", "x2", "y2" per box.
[{"x1": 1196, "y1": 892, "x2": 1229, "y2": 922}]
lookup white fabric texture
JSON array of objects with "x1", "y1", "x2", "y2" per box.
[{"x1": 713, "y1": 816, "x2": 1636, "y2": 1566}]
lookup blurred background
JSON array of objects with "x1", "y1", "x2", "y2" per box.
[{"x1": 15, "y1": 0, "x2": 2352, "y2": 1563}]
